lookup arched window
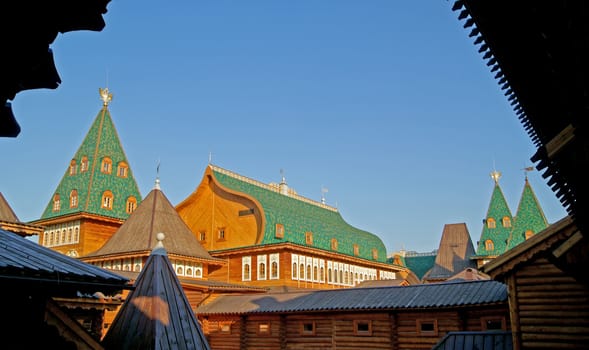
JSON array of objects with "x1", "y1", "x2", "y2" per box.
[
  {"x1": 126, "y1": 196, "x2": 137, "y2": 214},
  {"x1": 487, "y1": 218, "x2": 496, "y2": 229},
  {"x1": 306, "y1": 264, "x2": 312, "y2": 280},
  {"x1": 242, "y1": 257, "x2": 251, "y2": 281},
  {"x1": 117, "y1": 161, "x2": 128, "y2": 178},
  {"x1": 101, "y1": 157, "x2": 112, "y2": 174},
  {"x1": 485, "y1": 239, "x2": 494, "y2": 251},
  {"x1": 102, "y1": 190, "x2": 114, "y2": 210},
  {"x1": 80, "y1": 156, "x2": 89, "y2": 172},
  {"x1": 320, "y1": 266, "x2": 325, "y2": 282},
  {"x1": 66, "y1": 229, "x2": 72, "y2": 243},
  {"x1": 52, "y1": 194, "x2": 60, "y2": 212},
  {"x1": 259, "y1": 263, "x2": 266, "y2": 280},
  {"x1": 69, "y1": 159, "x2": 77, "y2": 175},
  {"x1": 292, "y1": 262, "x2": 298, "y2": 278},
  {"x1": 299, "y1": 263, "x2": 305, "y2": 280},
  {"x1": 70, "y1": 189, "x2": 78, "y2": 208},
  {"x1": 313, "y1": 266, "x2": 318, "y2": 281},
  {"x1": 74, "y1": 227, "x2": 79, "y2": 242},
  {"x1": 176, "y1": 266, "x2": 184, "y2": 275},
  {"x1": 502, "y1": 216, "x2": 511, "y2": 228},
  {"x1": 328, "y1": 268, "x2": 332, "y2": 283}
]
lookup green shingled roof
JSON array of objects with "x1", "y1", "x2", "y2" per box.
[
  {"x1": 475, "y1": 177, "x2": 513, "y2": 257},
  {"x1": 211, "y1": 166, "x2": 388, "y2": 262},
  {"x1": 507, "y1": 178, "x2": 548, "y2": 250},
  {"x1": 40, "y1": 105, "x2": 142, "y2": 220},
  {"x1": 404, "y1": 254, "x2": 436, "y2": 279}
]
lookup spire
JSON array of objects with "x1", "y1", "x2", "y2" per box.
[
  {"x1": 475, "y1": 169, "x2": 513, "y2": 258},
  {"x1": 507, "y1": 173, "x2": 549, "y2": 250},
  {"x1": 154, "y1": 160, "x2": 161, "y2": 190},
  {"x1": 39, "y1": 89, "x2": 142, "y2": 221}
]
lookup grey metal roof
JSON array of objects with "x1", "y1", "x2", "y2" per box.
[
  {"x1": 102, "y1": 240, "x2": 211, "y2": 350},
  {"x1": 433, "y1": 331, "x2": 513, "y2": 350},
  {"x1": 0, "y1": 228, "x2": 130, "y2": 295},
  {"x1": 196, "y1": 280, "x2": 507, "y2": 315}
]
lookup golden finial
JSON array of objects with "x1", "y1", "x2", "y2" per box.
[
  {"x1": 99, "y1": 87, "x2": 113, "y2": 107},
  {"x1": 490, "y1": 170, "x2": 502, "y2": 184}
]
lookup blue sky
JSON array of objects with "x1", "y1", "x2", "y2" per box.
[{"x1": 1, "y1": 1, "x2": 567, "y2": 253}]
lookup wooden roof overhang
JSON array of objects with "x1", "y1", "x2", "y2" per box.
[
  {"x1": 452, "y1": 1, "x2": 589, "y2": 255},
  {"x1": 209, "y1": 241, "x2": 409, "y2": 273},
  {"x1": 481, "y1": 216, "x2": 586, "y2": 284},
  {"x1": 29, "y1": 211, "x2": 125, "y2": 227},
  {"x1": 1, "y1": 0, "x2": 111, "y2": 137}
]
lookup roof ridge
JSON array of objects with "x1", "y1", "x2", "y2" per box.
[{"x1": 210, "y1": 164, "x2": 338, "y2": 212}]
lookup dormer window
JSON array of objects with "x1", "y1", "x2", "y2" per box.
[
  {"x1": 69, "y1": 159, "x2": 77, "y2": 175},
  {"x1": 331, "y1": 238, "x2": 338, "y2": 251},
  {"x1": 502, "y1": 216, "x2": 511, "y2": 228},
  {"x1": 70, "y1": 189, "x2": 78, "y2": 208},
  {"x1": 305, "y1": 231, "x2": 313, "y2": 245},
  {"x1": 218, "y1": 227, "x2": 226, "y2": 240},
  {"x1": 117, "y1": 162, "x2": 128, "y2": 178},
  {"x1": 275, "y1": 224, "x2": 284, "y2": 239},
  {"x1": 485, "y1": 239, "x2": 494, "y2": 251},
  {"x1": 101, "y1": 157, "x2": 112, "y2": 174},
  {"x1": 353, "y1": 244, "x2": 359, "y2": 256},
  {"x1": 525, "y1": 230, "x2": 534, "y2": 240},
  {"x1": 486, "y1": 218, "x2": 496, "y2": 229},
  {"x1": 372, "y1": 248, "x2": 378, "y2": 260},
  {"x1": 80, "y1": 156, "x2": 89, "y2": 172},
  {"x1": 52, "y1": 194, "x2": 61, "y2": 212},
  {"x1": 126, "y1": 196, "x2": 137, "y2": 214},
  {"x1": 102, "y1": 190, "x2": 114, "y2": 210}
]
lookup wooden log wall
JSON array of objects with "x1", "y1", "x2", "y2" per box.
[
  {"x1": 509, "y1": 257, "x2": 589, "y2": 349},
  {"x1": 200, "y1": 306, "x2": 510, "y2": 350}
]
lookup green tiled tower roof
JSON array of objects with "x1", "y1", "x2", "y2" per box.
[
  {"x1": 475, "y1": 171, "x2": 513, "y2": 257},
  {"x1": 507, "y1": 177, "x2": 548, "y2": 250},
  {"x1": 40, "y1": 88, "x2": 142, "y2": 220},
  {"x1": 211, "y1": 165, "x2": 388, "y2": 263}
]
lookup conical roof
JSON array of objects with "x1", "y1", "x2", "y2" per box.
[
  {"x1": 101, "y1": 234, "x2": 211, "y2": 350},
  {"x1": 507, "y1": 177, "x2": 549, "y2": 249},
  {"x1": 85, "y1": 179, "x2": 215, "y2": 261},
  {"x1": 38, "y1": 89, "x2": 142, "y2": 221},
  {"x1": 475, "y1": 171, "x2": 513, "y2": 257},
  {"x1": 0, "y1": 192, "x2": 19, "y2": 223}
]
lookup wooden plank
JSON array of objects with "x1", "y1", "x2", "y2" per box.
[{"x1": 552, "y1": 231, "x2": 583, "y2": 258}]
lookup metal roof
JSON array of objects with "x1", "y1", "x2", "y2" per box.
[
  {"x1": 197, "y1": 280, "x2": 507, "y2": 315},
  {"x1": 0, "y1": 228, "x2": 130, "y2": 295}
]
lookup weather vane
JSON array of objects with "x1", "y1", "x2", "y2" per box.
[
  {"x1": 99, "y1": 87, "x2": 113, "y2": 106},
  {"x1": 490, "y1": 170, "x2": 502, "y2": 184}
]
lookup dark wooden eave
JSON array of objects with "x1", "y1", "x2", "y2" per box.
[{"x1": 452, "y1": 0, "x2": 589, "y2": 239}]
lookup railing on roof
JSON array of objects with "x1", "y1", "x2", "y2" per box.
[{"x1": 211, "y1": 165, "x2": 339, "y2": 212}]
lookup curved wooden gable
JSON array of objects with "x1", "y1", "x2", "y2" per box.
[{"x1": 178, "y1": 164, "x2": 388, "y2": 263}]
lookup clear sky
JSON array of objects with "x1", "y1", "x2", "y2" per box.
[{"x1": 1, "y1": 1, "x2": 567, "y2": 253}]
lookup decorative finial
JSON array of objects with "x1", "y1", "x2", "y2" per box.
[
  {"x1": 523, "y1": 166, "x2": 534, "y2": 180},
  {"x1": 321, "y1": 186, "x2": 328, "y2": 204},
  {"x1": 99, "y1": 87, "x2": 113, "y2": 106},
  {"x1": 490, "y1": 170, "x2": 502, "y2": 184},
  {"x1": 154, "y1": 159, "x2": 161, "y2": 190},
  {"x1": 155, "y1": 232, "x2": 165, "y2": 248},
  {"x1": 209, "y1": 151, "x2": 212, "y2": 164}
]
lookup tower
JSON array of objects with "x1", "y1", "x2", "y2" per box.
[
  {"x1": 473, "y1": 170, "x2": 514, "y2": 268},
  {"x1": 30, "y1": 88, "x2": 142, "y2": 257},
  {"x1": 507, "y1": 171, "x2": 549, "y2": 250}
]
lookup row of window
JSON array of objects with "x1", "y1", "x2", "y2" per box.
[
  {"x1": 198, "y1": 223, "x2": 379, "y2": 261},
  {"x1": 241, "y1": 253, "x2": 395, "y2": 286},
  {"x1": 212, "y1": 316, "x2": 505, "y2": 337},
  {"x1": 42, "y1": 221, "x2": 81, "y2": 247},
  {"x1": 485, "y1": 216, "x2": 511, "y2": 229},
  {"x1": 483, "y1": 230, "x2": 535, "y2": 251},
  {"x1": 52, "y1": 191, "x2": 137, "y2": 214},
  {"x1": 69, "y1": 157, "x2": 129, "y2": 178},
  {"x1": 96, "y1": 258, "x2": 204, "y2": 278}
]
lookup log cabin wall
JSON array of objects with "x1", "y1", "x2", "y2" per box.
[
  {"x1": 507, "y1": 257, "x2": 589, "y2": 349},
  {"x1": 200, "y1": 305, "x2": 510, "y2": 350}
]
